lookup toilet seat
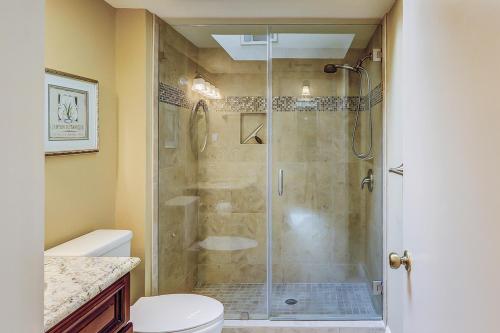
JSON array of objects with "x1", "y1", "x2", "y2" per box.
[{"x1": 131, "y1": 294, "x2": 224, "y2": 333}]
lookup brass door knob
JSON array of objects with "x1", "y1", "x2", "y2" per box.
[{"x1": 389, "y1": 250, "x2": 412, "y2": 272}]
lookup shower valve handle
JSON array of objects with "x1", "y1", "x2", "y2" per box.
[{"x1": 361, "y1": 169, "x2": 374, "y2": 192}]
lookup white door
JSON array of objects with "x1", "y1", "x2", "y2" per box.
[
  {"x1": 389, "y1": 1, "x2": 500, "y2": 333},
  {"x1": 384, "y1": 1, "x2": 404, "y2": 332},
  {"x1": 0, "y1": 0, "x2": 45, "y2": 331}
]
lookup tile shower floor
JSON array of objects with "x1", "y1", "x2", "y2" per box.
[{"x1": 192, "y1": 283, "x2": 380, "y2": 320}]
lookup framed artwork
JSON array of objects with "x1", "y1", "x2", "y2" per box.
[{"x1": 44, "y1": 69, "x2": 99, "y2": 155}]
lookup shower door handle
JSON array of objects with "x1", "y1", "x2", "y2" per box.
[{"x1": 278, "y1": 169, "x2": 284, "y2": 196}]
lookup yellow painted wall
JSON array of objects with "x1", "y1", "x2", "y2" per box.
[
  {"x1": 45, "y1": 0, "x2": 118, "y2": 249},
  {"x1": 45, "y1": 0, "x2": 152, "y2": 303},
  {"x1": 115, "y1": 9, "x2": 153, "y2": 303}
]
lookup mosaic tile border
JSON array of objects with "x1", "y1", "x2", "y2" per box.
[
  {"x1": 273, "y1": 96, "x2": 363, "y2": 112},
  {"x1": 159, "y1": 82, "x2": 193, "y2": 109},
  {"x1": 159, "y1": 82, "x2": 383, "y2": 112},
  {"x1": 211, "y1": 96, "x2": 267, "y2": 113}
]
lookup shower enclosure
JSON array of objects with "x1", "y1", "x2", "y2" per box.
[{"x1": 155, "y1": 21, "x2": 383, "y2": 321}]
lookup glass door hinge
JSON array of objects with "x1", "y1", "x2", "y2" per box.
[{"x1": 372, "y1": 281, "x2": 383, "y2": 295}]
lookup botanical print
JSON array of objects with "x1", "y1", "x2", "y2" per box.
[
  {"x1": 45, "y1": 69, "x2": 99, "y2": 155},
  {"x1": 48, "y1": 85, "x2": 89, "y2": 141}
]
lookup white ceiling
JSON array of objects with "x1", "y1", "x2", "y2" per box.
[
  {"x1": 105, "y1": 0, "x2": 395, "y2": 21},
  {"x1": 173, "y1": 25, "x2": 378, "y2": 49}
]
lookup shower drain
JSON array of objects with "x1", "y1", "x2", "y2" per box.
[{"x1": 285, "y1": 298, "x2": 298, "y2": 305}]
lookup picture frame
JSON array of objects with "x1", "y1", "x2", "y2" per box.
[{"x1": 44, "y1": 69, "x2": 99, "y2": 155}]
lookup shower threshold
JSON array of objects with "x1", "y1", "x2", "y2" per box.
[
  {"x1": 223, "y1": 319, "x2": 385, "y2": 332},
  {"x1": 192, "y1": 282, "x2": 381, "y2": 321}
]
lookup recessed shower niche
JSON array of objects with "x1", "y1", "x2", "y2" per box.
[{"x1": 156, "y1": 22, "x2": 383, "y2": 322}]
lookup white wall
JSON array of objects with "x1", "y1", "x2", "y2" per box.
[
  {"x1": 403, "y1": 1, "x2": 500, "y2": 332},
  {"x1": 0, "y1": 0, "x2": 45, "y2": 331}
]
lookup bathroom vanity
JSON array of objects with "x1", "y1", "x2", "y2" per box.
[{"x1": 44, "y1": 256, "x2": 140, "y2": 333}]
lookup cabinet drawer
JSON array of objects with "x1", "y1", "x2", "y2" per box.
[
  {"x1": 79, "y1": 295, "x2": 118, "y2": 333},
  {"x1": 48, "y1": 273, "x2": 131, "y2": 333}
]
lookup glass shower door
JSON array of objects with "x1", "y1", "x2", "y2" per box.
[
  {"x1": 156, "y1": 22, "x2": 270, "y2": 320},
  {"x1": 269, "y1": 25, "x2": 383, "y2": 320}
]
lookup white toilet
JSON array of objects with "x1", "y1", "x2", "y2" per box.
[
  {"x1": 45, "y1": 229, "x2": 225, "y2": 333},
  {"x1": 131, "y1": 294, "x2": 224, "y2": 333}
]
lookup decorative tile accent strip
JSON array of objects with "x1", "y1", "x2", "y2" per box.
[
  {"x1": 211, "y1": 96, "x2": 368, "y2": 112},
  {"x1": 273, "y1": 96, "x2": 363, "y2": 112},
  {"x1": 159, "y1": 82, "x2": 192, "y2": 109},
  {"x1": 159, "y1": 81, "x2": 383, "y2": 112},
  {"x1": 210, "y1": 96, "x2": 266, "y2": 113}
]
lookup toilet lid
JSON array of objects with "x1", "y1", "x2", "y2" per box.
[{"x1": 131, "y1": 294, "x2": 224, "y2": 333}]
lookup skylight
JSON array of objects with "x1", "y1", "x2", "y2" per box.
[{"x1": 211, "y1": 33, "x2": 355, "y2": 61}]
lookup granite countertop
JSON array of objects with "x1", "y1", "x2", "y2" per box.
[{"x1": 44, "y1": 256, "x2": 140, "y2": 332}]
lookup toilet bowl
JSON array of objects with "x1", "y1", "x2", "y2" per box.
[
  {"x1": 131, "y1": 294, "x2": 224, "y2": 333},
  {"x1": 45, "y1": 230, "x2": 224, "y2": 333}
]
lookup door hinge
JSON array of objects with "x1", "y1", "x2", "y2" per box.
[{"x1": 372, "y1": 280, "x2": 383, "y2": 295}]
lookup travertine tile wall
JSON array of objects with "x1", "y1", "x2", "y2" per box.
[
  {"x1": 196, "y1": 63, "x2": 268, "y2": 284},
  {"x1": 157, "y1": 22, "x2": 201, "y2": 294},
  {"x1": 271, "y1": 53, "x2": 370, "y2": 284},
  {"x1": 157, "y1": 22, "x2": 269, "y2": 287},
  {"x1": 198, "y1": 52, "x2": 380, "y2": 285}
]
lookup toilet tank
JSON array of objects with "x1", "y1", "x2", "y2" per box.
[{"x1": 44, "y1": 229, "x2": 132, "y2": 257}]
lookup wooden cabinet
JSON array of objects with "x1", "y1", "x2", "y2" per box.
[
  {"x1": 118, "y1": 323, "x2": 133, "y2": 333},
  {"x1": 47, "y1": 273, "x2": 133, "y2": 333}
]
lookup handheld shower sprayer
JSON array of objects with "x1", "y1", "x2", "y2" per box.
[{"x1": 324, "y1": 53, "x2": 374, "y2": 160}]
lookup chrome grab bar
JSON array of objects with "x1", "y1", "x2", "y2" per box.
[
  {"x1": 389, "y1": 163, "x2": 404, "y2": 176},
  {"x1": 278, "y1": 169, "x2": 284, "y2": 196}
]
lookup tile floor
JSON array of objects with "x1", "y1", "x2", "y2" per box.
[{"x1": 192, "y1": 282, "x2": 380, "y2": 320}]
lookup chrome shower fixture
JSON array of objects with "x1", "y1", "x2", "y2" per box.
[
  {"x1": 361, "y1": 169, "x2": 374, "y2": 192},
  {"x1": 323, "y1": 51, "x2": 375, "y2": 74},
  {"x1": 323, "y1": 63, "x2": 359, "y2": 74},
  {"x1": 324, "y1": 52, "x2": 374, "y2": 160}
]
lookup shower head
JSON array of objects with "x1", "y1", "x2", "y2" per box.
[
  {"x1": 323, "y1": 64, "x2": 359, "y2": 74},
  {"x1": 323, "y1": 64, "x2": 337, "y2": 73}
]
